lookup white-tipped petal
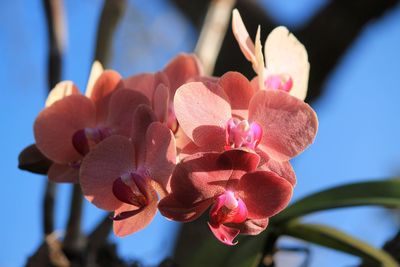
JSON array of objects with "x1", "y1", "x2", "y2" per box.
[
  {"x1": 264, "y1": 26, "x2": 309, "y2": 100},
  {"x1": 85, "y1": 60, "x2": 104, "y2": 97},
  {"x1": 255, "y1": 26, "x2": 265, "y2": 90},
  {"x1": 232, "y1": 9, "x2": 257, "y2": 68},
  {"x1": 45, "y1": 81, "x2": 80, "y2": 107}
]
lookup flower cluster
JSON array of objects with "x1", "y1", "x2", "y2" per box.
[{"x1": 32, "y1": 10, "x2": 318, "y2": 245}]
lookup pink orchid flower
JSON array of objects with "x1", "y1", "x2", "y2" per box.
[
  {"x1": 174, "y1": 71, "x2": 318, "y2": 185},
  {"x1": 34, "y1": 62, "x2": 149, "y2": 183},
  {"x1": 232, "y1": 9, "x2": 310, "y2": 100},
  {"x1": 79, "y1": 105, "x2": 176, "y2": 236},
  {"x1": 159, "y1": 149, "x2": 293, "y2": 245},
  {"x1": 123, "y1": 53, "x2": 205, "y2": 150}
]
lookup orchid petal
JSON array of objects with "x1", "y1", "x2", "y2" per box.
[
  {"x1": 255, "y1": 26, "x2": 266, "y2": 90},
  {"x1": 123, "y1": 73, "x2": 155, "y2": 101},
  {"x1": 174, "y1": 82, "x2": 231, "y2": 149},
  {"x1": 131, "y1": 105, "x2": 157, "y2": 167},
  {"x1": 158, "y1": 195, "x2": 213, "y2": 222},
  {"x1": 218, "y1": 72, "x2": 255, "y2": 119},
  {"x1": 145, "y1": 122, "x2": 176, "y2": 194},
  {"x1": 232, "y1": 9, "x2": 257, "y2": 70},
  {"x1": 89, "y1": 70, "x2": 123, "y2": 123},
  {"x1": 264, "y1": 26, "x2": 309, "y2": 100},
  {"x1": 112, "y1": 177, "x2": 138, "y2": 205},
  {"x1": 261, "y1": 158, "x2": 296, "y2": 186},
  {"x1": 178, "y1": 141, "x2": 215, "y2": 160},
  {"x1": 163, "y1": 53, "x2": 203, "y2": 93},
  {"x1": 250, "y1": 76, "x2": 260, "y2": 91},
  {"x1": 48, "y1": 163, "x2": 79, "y2": 183},
  {"x1": 237, "y1": 170, "x2": 293, "y2": 219},
  {"x1": 191, "y1": 75, "x2": 219, "y2": 84},
  {"x1": 112, "y1": 207, "x2": 144, "y2": 221},
  {"x1": 34, "y1": 95, "x2": 96, "y2": 163},
  {"x1": 85, "y1": 61, "x2": 104, "y2": 96},
  {"x1": 222, "y1": 149, "x2": 260, "y2": 186},
  {"x1": 175, "y1": 126, "x2": 192, "y2": 152},
  {"x1": 208, "y1": 222, "x2": 240, "y2": 246},
  {"x1": 45, "y1": 81, "x2": 80, "y2": 107},
  {"x1": 113, "y1": 186, "x2": 158, "y2": 237},
  {"x1": 231, "y1": 218, "x2": 269, "y2": 235},
  {"x1": 124, "y1": 72, "x2": 169, "y2": 102},
  {"x1": 249, "y1": 90, "x2": 318, "y2": 161},
  {"x1": 209, "y1": 193, "x2": 248, "y2": 225},
  {"x1": 169, "y1": 152, "x2": 233, "y2": 205},
  {"x1": 79, "y1": 135, "x2": 134, "y2": 211},
  {"x1": 106, "y1": 89, "x2": 150, "y2": 137},
  {"x1": 153, "y1": 83, "x2": 169, "y2": 123}
]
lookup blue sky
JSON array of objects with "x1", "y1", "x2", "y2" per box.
[{"x1": 1, "y1": 1, "x2": 400, "y2": 266}]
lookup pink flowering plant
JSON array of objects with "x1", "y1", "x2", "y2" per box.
[
  {"x1": 159, "y1": 149, "x2": 293, "y2": 245},
  {"x1": 18, "y1": 7, "x2": 400, "y2": 267}
]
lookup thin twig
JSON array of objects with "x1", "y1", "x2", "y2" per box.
[
  {"x1": 86, "y1": 213, "x2": 113, "y2": 256},
  {"x1": 194, "y1": 0, "x2": 237, "y2": 75},
  {"x1": 43, "y1": 182, "x2": 57, "y2": 236},
  {"x1": 85, "y1": 213, "x2": 114, "y2": 266},
  {"x1": 42, "y1": 0, "x2": 66, "y2": 236},
  {"x1": 63, "y1": 184, "x2": 84, "y2": 253}
]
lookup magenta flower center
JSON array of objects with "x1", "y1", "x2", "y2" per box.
[
  {"x1": 209, "y1": 191, "x2": 248, "y2": 226},
  {"x1": 225, "y1": 118, "x2": 263, "y2": 150},
  {"x1": 264, "y1": 73, "x2": 293, "y2": 92},
  {"x1": 112, "y1": 172, "x2": 148, "y2": 208},
  {"x1": 72, "y1": 126, "x2": 113, "y2": 156}
]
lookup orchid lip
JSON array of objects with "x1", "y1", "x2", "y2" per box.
[
  {"x1": 209, "y1": 191, "x2": 248, "y2": 226},
  {"x1": 225, "y1": 118, "x2": 263, "y2": 150},
  {"x1": 224, "y1": 191, "x2": 238, "y2": 210},
  {"x1": 112, "y1": 172, "x2": 148, "y2": 207},
  {"x1": 264, "y1": 73, "x2": 293, "y2": 92},
  {"x1": 111, "y1": 207, "x2": 145, "y2": 221},
  {"x1": 72, "y1": 126, "x2": 113, "y2": 155}
]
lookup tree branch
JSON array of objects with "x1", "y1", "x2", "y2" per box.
[
  {"x1": 63, "y1": 184, "x2": 85, "y2": 254},
  {"x1": 94, "y1": 0, "x2": 127, "y2": 66},
  {"x1": 194, "y1": 0, "x2": 237, "y2": 75}
]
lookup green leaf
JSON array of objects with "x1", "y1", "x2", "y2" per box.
[
  {"x1": 222, "y1": 234, "x2": 266, "y2": 267},
  {"x1": 282, "y1": 222, "x2": 399, "y2": 267},
  {"x1": 272, "y1": 180, "x2": 400, "y2": 224},
  {"x1": 173, "y1": 215, "x2": 268, "y2": 267},
  {"x1": 176, "y1": 234, "x2": 265, "y2": 267},
  {"x1": 18, "y1": 144, "x2": 52, "y2": 175}
]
